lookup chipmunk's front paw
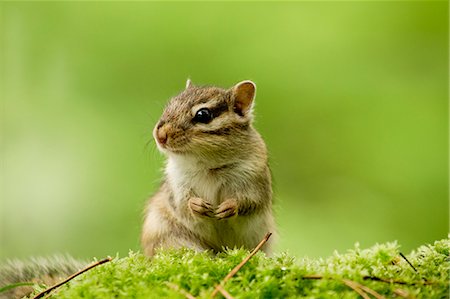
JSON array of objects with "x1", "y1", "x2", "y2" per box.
[
  {"x1": 215, "y1": 199, "x2": 238, "y2": 219},
  {"x1": 189, "y1": 197, "x2": 214, "y2": 218}
]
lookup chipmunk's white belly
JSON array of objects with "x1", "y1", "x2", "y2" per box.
[
  {"x1": 166, "y1": 156, "x2": 223, "y2": 205},
  {"x1": 166, "y1": 156, "x2": 263, "y2": 249}
]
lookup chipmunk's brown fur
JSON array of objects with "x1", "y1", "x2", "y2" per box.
[{"x1": 141, "y1": 80, "x2": 276, "y2": 256}]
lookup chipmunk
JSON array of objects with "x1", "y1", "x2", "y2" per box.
[{"x1": 141, "y1": 80, "x2": 276, "y2": 256}]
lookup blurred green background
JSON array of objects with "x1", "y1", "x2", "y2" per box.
[{"x1": 1, "y1": 2, "x2": 448, "y2": 260}]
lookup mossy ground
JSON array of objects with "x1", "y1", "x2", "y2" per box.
[{"x1": 27, "y1": 239, "x2": 449, "y2": 298}]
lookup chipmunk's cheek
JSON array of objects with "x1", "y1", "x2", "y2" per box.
[{"x1": 170, "y1": 134, "x2": 192, "y2": 152}]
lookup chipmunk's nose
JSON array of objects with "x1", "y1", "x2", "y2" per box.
[{"x1": 155, "y1": 123, "x2": 169, "y2": 146}]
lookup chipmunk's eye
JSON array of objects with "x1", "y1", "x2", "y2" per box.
[{"x1": 193, "y1": 108, "x2": 213, "y2": 124}]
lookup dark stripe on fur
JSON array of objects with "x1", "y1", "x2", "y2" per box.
[
  {"x1": 201, "y1": 123, "x2": 249, "y2": 136},
  {"x1": 210, "y1": 101, "x2": 229, "y2": 119}
]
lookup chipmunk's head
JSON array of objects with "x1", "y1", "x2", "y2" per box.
[{"x1": 154, "y1": 80, "x2": 257, "y2": 156}]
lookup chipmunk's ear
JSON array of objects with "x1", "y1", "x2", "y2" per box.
[
  {"x1": 185, "y1": 78, "x2": 193, "y2": 89},
  {"x1": 231, "y1": 80, "x2": 256, "y2": 116}
]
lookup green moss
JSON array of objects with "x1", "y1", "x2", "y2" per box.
[{"x1": 29, "y1": 239, "x2": 449, "y2": 298}]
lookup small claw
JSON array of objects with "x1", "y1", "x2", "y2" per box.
[
  {"x1": 189, "y1": 197, "x2": 214, "y2": 218},
  {"x1": 215, "y1": 199, "x2": 238, "y2": 219},
  {"x1": 203, "y1": 201, "x2": 213, "y2": 209}
]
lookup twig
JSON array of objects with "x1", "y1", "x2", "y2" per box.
[
  {"x1": 399, "y1": 253, "x2": 418, "y2": 273},
  {"x1": 362, "y1": 276, "x2": 436, "y2": 286},
  {"x1": 342, "y1": 279, "x2": 371, "y2": 299},
  {"x1": 363, "y1": 276, "x2": 408, "y2": 285},
  {"x1": 165, "y1": 282, "x2": 196, "y2": 299},
  {"x1": 32, "y1": 257, "x2": 113, "y2": 299},
  {"x1": 216, "y1": 285, "x2": 235, "y2": 299},
  {"x1": 303, "y1": 273, "x2": 440, "y2": 289},
  {"x1": 343, "y1": 279, "x2": 385, "y2": 299},
  {"x1": 303, "y1": 274, "x2": 427, "y2": 286},
  {"x1": 393, "y1": 288, "x2": 415, "y2": 299},
  {"x1": 302, "y1": 274, "x2": 323, "y2": 280},
  {"x1": 304, "y1": 275, "x2": 431, "y2": 298},
  {"x1": 211, "y1": 232, "x2": 272, "y2": 297},
  {"x1": 358, "y1": 284, "x2": 385, "y2": 299}
]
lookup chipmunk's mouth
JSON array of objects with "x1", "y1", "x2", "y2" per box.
[
  {"x1": 157, "y1": 144, "x2": 190, "y2": 155},
  {"x1": 153, "y1": 133, "x2": 187, "y2": 155},
  {"x1": 153, "y1": 123, "x2": 192, "y2": 154}
]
